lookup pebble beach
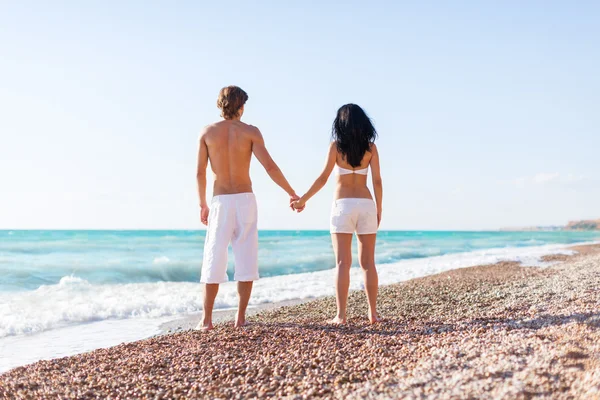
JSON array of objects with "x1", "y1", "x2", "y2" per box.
[{"x1": 1, "y1": 244, "x2": 599, "y2": 399}]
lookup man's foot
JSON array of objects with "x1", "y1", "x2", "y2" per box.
[
  {"x1": 329, "y1": 316, "x2": 346, "y2": 325},
  {"x1": 195, "y1": 320, "x2": 213, "y2": 331},
  {"x1": 369, "y1": 313, "x2": 382, "y2": 324},
  {"x1": 234, "y1": 314, "x2": 247, "y2": 328}
]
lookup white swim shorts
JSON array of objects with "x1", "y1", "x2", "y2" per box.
[
  {"x1": 200, "y1": 193, "x2": 259, "y2": 284},
  {"x1": 330, "y1": 198, "x2": 378, "y2": 235}
]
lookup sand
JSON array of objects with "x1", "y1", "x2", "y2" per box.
[
  {"x1": 159, "y1": 298, "x2": 314, "y2": 334},
  {"x1": 1, "y1": 245, "x2": 599, "y2": 399}
]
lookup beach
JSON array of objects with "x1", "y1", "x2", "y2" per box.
[
  {"x1": 4, "y1": 230, "x2": 598, "y2": 374},
  {"x1": 1, "y1": 244, "x2": 599, "y2": 399},
  {"x1": 158, "y1": 298, "x2": 313, "y2": 334},
  {"x1": 3, "y1": 1, "x2": 598, "y2": 397}
]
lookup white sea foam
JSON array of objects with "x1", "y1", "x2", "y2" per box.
[
  {"x1": 0, "y1": 280, "x2": 204, "y2": 337},
  {"x1": 153, "y1": 256, "x2": 171, "y2": 264},
  {"x1": 0, "y1": 242, "x2": 581, "y2": 339},
  {"x1": 0, "y1": 317, "x2": 173, "y2": 374}
]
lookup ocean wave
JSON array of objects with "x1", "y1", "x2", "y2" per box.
[
  {"x1": 57, "y1": 275, "x2": 90, "y2": 287},
  {"x1": 0, "y1": 280, "x2": 205, "y2": 337},
  {"x1": 0, "y1": 242, "x2": 581, "y2": 338},
  {"x1": 4, "y1": 231, "x2": 600, "y2": 292}
]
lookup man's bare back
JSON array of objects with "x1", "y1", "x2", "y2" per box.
[
  {"x1": 196, "y1": 106, "x2": 298, "y2": 226},
  {"x1": 201, "y1": 120, "x2": 256, "y2": 196}
]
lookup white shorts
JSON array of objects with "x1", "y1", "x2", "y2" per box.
[
  {"x1": 201, "y1": 193, "x2": 259, "y2": 284},
  {"x1": 330, "y1": 198, "x2": 378, "y2": 235}
]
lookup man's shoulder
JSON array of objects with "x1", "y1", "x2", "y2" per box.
[
  {"x1": 199, "y1": 121, "x2": 260, "y2": 142},
  {"x1": 239, "y1": 122, "x2": 261, "y2": 138},
  {"x1": 198, "y1": 122, "x2": 227, "y2": 142},
  {"x1": 199, "y1": 123, "x2": 218, "y2": 137}
]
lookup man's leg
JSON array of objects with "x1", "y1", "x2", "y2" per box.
[
  {"x1": 232, "y1": 193, "x2": 259, "y2": 329},
  {"x1": 200, "y1": 283, "x2": 219, "y2": 330},
  {"x1": 236, "y1": 281, "x2": 253, "y2": 327},
  {"x1": 196, "y1": 197, "x2": 232, "y2": 331}
]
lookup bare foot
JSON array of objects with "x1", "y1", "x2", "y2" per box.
[
  {"x1": 369, "y1": 313, "x2": 382, "y2": 324},
  {"x1": 234, "y1": 314, "x2": 247, "y2": 328},
  {"x1": 329, "y1": 316, "x2": 346, "y2": 325},
  {"x1": 194, "y1": 320, "x2": 213, "y2": 331}
]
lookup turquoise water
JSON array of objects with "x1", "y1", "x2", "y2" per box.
[
  {"x1": 1, "y1": 228, "x2": 599, "y2": 367},
  {"x1": 1, "y1": 230, "x2": 598, "y2": 292}
]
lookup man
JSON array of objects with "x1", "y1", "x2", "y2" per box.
[{"x1": 196, "y1": 86, "x2": 300, "y2": 330}]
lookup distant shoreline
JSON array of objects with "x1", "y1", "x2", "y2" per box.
[{"x1": 501, "y1": 218, "x2": 600, "y2": 232}]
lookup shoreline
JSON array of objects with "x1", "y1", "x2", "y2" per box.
[
  {"x1": 156, "y1": 242, "x2": 594, "y2": 335},
  {"x1": 2, "y1": 244, "x2": 600, "y2": 398},
  {"x1": 0, "y1": 240, "x2": 595, "y2": 374}
]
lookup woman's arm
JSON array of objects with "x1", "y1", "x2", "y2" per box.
[
  {"x1": 370, "y1": 143, "x2": 383, "y2": 226},
  {"x1": 293, "y1": 143, "x2": 337, "y2": 210}
]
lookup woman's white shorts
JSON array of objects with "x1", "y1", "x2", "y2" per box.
[{"x1": 330, "y1": 198, "x2": 378, "y2": 235}]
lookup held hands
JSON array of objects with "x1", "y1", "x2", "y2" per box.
[
  {"x1": 292, "y1": 198, "x2": 306, "y2": 212},
  {"x1": 289, "y1": 193, "x2": 306, "y2": 213}
]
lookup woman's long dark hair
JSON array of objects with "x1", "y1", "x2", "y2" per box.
[{"x1": 332, "y1": 104, "x2": 377, "y2": 168}]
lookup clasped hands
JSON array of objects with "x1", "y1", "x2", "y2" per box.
[{"x1": 289, "y1": 194, "x2": 306, "y2": 213}]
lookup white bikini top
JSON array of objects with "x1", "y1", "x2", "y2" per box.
[{"x1": 336, "y1": 165, "x2": 369, "y2": 176}]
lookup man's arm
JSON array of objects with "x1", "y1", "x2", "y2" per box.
[
  {"x1": 196, "y1": 132, "x2": 210, "y2": 225},
  {"x1": 251, "y1": 127, "x2": 297, "y2": 197},
  {"x1": 293, "y1": 143, "x2": 336, "y2": 209},
  {"x1": 370, "y1": 143, "x2": 383, "y2": 226}
]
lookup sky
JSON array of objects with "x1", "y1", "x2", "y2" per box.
[{"x1": 0, "y1": 1, "x2": 599, "y2": 230}]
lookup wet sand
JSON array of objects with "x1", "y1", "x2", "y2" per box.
[{"x1": 1, "y1": 244, "x2": 599, "y2": 399}]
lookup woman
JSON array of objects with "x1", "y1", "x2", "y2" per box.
[{"x1": 292, "y1": 104, "x2": 382, "y2": 324}]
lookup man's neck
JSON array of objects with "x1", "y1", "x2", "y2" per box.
[{"x1": 225, "y1": 116, "x2": 242, "y2": 122}]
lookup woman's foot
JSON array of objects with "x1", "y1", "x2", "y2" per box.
[
  {"x1": 329, "y1": 316, "x2": 347, "y2": 325},
  {"x1": 369, "y1": 313, "x2": 382, "y2": 324}
]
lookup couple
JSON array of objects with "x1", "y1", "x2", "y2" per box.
[{"x1": 196, "y1": 86, "x2": 383, "y2": 331}]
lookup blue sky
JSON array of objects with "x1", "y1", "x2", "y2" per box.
[{"x1": 1, "y1": 1, "x2": 598, "y2": 230}]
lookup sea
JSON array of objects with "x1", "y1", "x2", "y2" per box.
[{"x1": 1, "y1": 230, "x2": 599, "y2": 373}]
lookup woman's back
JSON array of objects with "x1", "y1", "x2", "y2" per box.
[
  {"x1": 291, "y1": 102, "x2": 382, "y2": 224},
  {"x1": 334, "y1": 146, "x2": 373, "y2": 200}
]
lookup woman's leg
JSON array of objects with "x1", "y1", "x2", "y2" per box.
[
  {"x1": 357, "y1": 233, "x2": 381, "y2": 323},
  {"x1": 331, "y1": 233, "x2": 353, "y2": 324}
]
